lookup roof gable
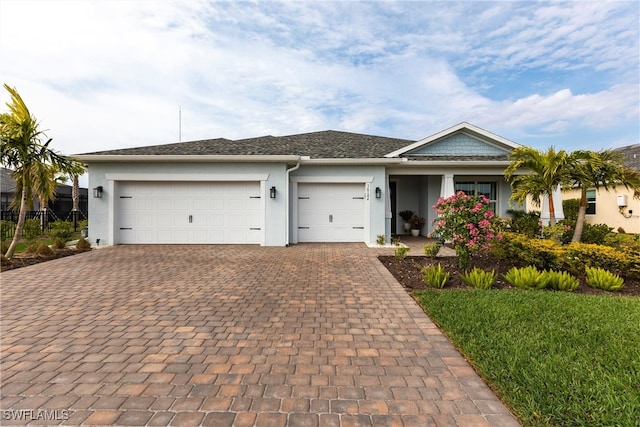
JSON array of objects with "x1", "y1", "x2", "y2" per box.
[{"x1": 385, "y1": 122, "x2": 520, "y2": 159}]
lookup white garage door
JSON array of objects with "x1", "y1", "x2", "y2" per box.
[
  {"x1": 297, "y1": 183, "x2": 365, "y2": 242},
  {"x1": 116, "y1": 181, "x2": 261, "y2": 244}
]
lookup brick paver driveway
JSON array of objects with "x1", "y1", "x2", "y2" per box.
[{"x1": 1, "y1": 244, "x2": 520, "y2": 426}]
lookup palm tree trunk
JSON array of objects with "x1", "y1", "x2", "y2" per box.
[
  {"x1": 5, "y1": 181, "x2": 29, "y2": 259},
  {"x1": 72, "y1": 175, "x2": 79, "y2": 231},
  {"x1": 72, "y1": 175, "x2": 79, "y2": 211},
  {"x1": 548, "y1": 192, "x2": 557, "y2": 227},
  {"x1": 571, "y1": 188, "x2": 588, "y2": 243}
]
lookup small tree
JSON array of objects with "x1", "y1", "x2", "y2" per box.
[
  {"x1": 505, "y1": 146, "x2": 571, "y2": 227},
  {"x1": 432, "y1": 191, "x2": 501, "y2": 270},
  {"x1": 567, "y1": 150, "x2": 640, "y2": 243},
  {"x1": 1, "y1": 84, "x2": 78, "y2": 258}
]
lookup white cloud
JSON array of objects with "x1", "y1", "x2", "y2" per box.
[{"x1": 0, "y1": 0, "x2": 637, "y2": 158}]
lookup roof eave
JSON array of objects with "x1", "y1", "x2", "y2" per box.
[
  {"x1": 300, "y1": 158, "x2": 403, "y2": 165},
  {"x1": 75, "y1": 154, "x2": 302, "y2": 163}
]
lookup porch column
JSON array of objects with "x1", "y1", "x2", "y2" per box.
[
  {"x1": 540, "y1": 186, "x2": 565, "y2": 226},
  {"x1": 440, "y1": 173, "x2": 455, "y2": 199}
]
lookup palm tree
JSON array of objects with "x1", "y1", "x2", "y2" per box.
[
  {"x1": 505, "y1": 146, "x2": 571, "y2": 227},
  {"x1": 568, "y1": 150, "x2": 640, "y2": 243},
  {"x1": 1, "y1": 84, "x2": 77, "y2": 258}
]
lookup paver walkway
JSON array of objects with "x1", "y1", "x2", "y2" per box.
[{"x1": 1, "y1": 244, "x2": 520, "y2": 426}]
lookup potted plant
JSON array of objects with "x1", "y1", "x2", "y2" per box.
[
  {"x1": 399, "y1": 210, "x2": 414, "y2": 233},
  {"x1": 409, "y1": 216, "x2": 426, "y2": 237}
]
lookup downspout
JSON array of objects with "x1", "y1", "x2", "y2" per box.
[{"x1": 285, "y1": 158, "x2": 301, "y2": 246}]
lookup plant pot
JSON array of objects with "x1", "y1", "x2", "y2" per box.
[
  {"x1": 411, "y1": 229, "x2": 420, "y2": 237},
  {"x1": 403, "y1": 222, "x2": 411, "y2": 232}
]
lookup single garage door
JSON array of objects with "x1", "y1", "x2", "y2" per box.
[
  {"x1": 116, "y1": 181, "x2": 261, "y2": 244},
  {"x1": 297, "y1": 183, "x2": 365, "y2": 242}
]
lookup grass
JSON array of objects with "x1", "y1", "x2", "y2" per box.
[{"x1": 414, "y1": 289, "x2": 640, "y2": 426}]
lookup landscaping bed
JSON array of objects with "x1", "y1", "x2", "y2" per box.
[
  {"x1": 1, "y1": 248, "x2": 92, "y2": 272},
  {"x1": 379, "y1": 252, "x2": 640, "y2": 296}
]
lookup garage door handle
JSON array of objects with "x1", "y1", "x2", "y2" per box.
[
  {"x1": 250, "y1": 196, "x2": 261, "y2": 199},
  {"x1": 353, "y1": 197, "x2": 364, "y2": 199},
  {"x1": 298, "y1": 226, "x2": 310, "y2": 229},
  {"x1": 249, "y1": 227, "x2": 261, "y2": 230},
  {"x1": 120, "y1": 227, "x2": 132, "y2": 230},
  {"x1": 298, "y1": 197, "x2": 310, "y2": 199},
  {"x1": 352, "y1": 226, "x2": 364, "y2": 229},
  {"x1": 189, "y1": 215, "x2": 193, "y2": 223}
]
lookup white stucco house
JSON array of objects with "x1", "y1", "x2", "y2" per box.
[{"x1": 76, "y1": 122, "x2": 522, "y2": 246}]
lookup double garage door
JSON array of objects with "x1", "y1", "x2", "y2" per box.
[
  {"x1": 297, "y1": 183, "x2": 365, "y2": 242},
  {"x1": 116, "y1": 181, "x2": 261, "y2": 244}
]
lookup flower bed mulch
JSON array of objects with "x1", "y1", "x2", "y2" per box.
[
  {"x1": 379, "y1": 252, "x2": 640, "y2": 296},
  {"x1": 1, "y1": 248, "x2": 92, "y2": 272}
]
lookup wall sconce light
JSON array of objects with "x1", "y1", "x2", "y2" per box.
[
  {"x1": 375, "y1": 187, "x2": 382, "y2": 199},
  {"x1": 93, "y1": 186, "x2": 103, "y2": 198},
  {"x1": 270, "y1": 186, "x2": 276, "y2": 199}
]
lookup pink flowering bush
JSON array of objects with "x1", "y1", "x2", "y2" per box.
[{"x1": 432, "y1": 191, "x2": 501, "y2": 270}]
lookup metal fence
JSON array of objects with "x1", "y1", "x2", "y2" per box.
[{"x1": 0, "y1": 210, "x2": 87, "y2": 240}]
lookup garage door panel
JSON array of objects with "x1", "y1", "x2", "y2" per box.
[
  {"x1": 298, "y1": 183, "x2": 365, "y2": 242},
  {"x1": 116, "y1": 181, "x2": 261, "y2": 244}
]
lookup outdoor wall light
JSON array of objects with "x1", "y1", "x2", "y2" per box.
[
  {"x1": 375, "y1": 187, "x2": 382, "y2": 199},
  {"x1": 270, "y1": 186, "x2": 277, "y2": 199},
  {"x1": 93, "y1": 186, "x2": 103, "y2": 198}
]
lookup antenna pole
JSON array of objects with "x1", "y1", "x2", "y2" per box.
[{"x1": 179, "y1": 106, "x2": 182, "y2": 142}]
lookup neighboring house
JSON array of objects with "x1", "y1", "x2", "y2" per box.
[
  {"x1": 76, "y1": 122, "x2": 522, "y2": 246},
  {"x1": 0, "y1": 167, "x2": 89, "y2": 221},
  {"x1": 563, "y1": 144, "x2": 640, "y2": 234}
]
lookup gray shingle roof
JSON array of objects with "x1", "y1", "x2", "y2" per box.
[
  {"x1": 80, "y1": 131, "x2": 415, "y2": 159},
  {"x1": 614, "y1": 144, "x2": 640, "y2": 171}
]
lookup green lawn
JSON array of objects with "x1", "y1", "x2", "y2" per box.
[{"x1": 414, "y1": 289, "x2": 640, "y2": 426}]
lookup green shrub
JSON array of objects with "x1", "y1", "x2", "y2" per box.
[
  {"x1": 506, "y1": 209, "x2": 541, "y2": 238},
  {"x1": 22, "y1": 218, "x2": 41, "y2": 240},
  {"x1": 541, "y1": 221, "x2": 573, "y2": 244},
  {"x1": 581, "y1": 223, "x2": 614, "y2": 245},
  {"x1": 52, "y1": 237, "x2": 66, "y2": 250},
  {"x1": 504, "y1": 266, "x2": 549, "y2": 289},
  {"x1": 560, "y1": 242, "x2": 631, "y2": 277},
  {"x1": 48, "y1": 221, "x2": 74, "y2": 240},
  {"x1": 376, "y1": 234, "x2": 385, "y2": 245},
  {"x1": 76, "y1": 237, "x2": 91, "y2": 250},
  {"x1": 545, "y1": 270, "x2": 580, "y2": 292},
  {"x1": 562, "y1": 198, "x2": 580, "y2": 221},
  {"x1": 1, "y1": 220, "x2": 15, "y2": 240},
  {"x1": 420, "y1": 263, "x2": 450, "y2": 288},
  {"x1": 585, "y1": 266, "x2": 624, "y2": 291},
  {"x1": 494, "y1": 232, "x2": 560, "y2": 270},
  {"x1": 460, "y1": 267, "x2": 496, "y2": 289},
  {"x1": 1, "y1": 240, "x2": 9, "y2": 255},
  {"x1": 423, "y1": 242, "x2": 441, "y2": 258}
]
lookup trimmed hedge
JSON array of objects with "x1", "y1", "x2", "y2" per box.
[{"x1": 492, "y1": 232, "x2": 640, "y2": 279}]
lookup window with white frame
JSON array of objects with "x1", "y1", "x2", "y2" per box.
[
  {"x1": 586, "y1": 189, "x2": 596, "y2": 215},
  {"x1": 454, "y1": 181, "x2": 497, "y2": 211}
]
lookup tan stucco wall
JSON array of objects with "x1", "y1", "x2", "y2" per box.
[{"x1": 563, "y1": 187, "x2": 640, "y2": 234}]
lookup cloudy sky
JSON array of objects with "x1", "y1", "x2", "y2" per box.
[{"x1": 1, "y1": 0, "x2": 638, "y2": 159}]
